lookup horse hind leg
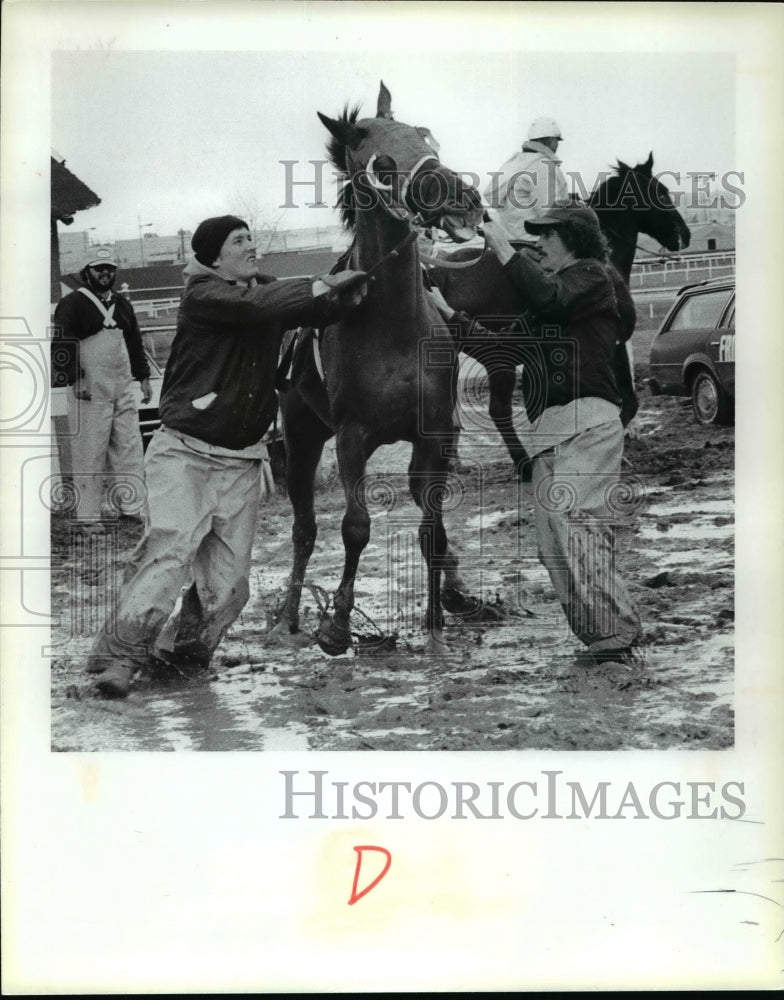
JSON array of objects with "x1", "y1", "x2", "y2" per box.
[
  {"x1": 413, "y1": 448, "x2": 508, "y2": 625},
  {"x1": 407, "y1": 439, "x2": 457, "y2": 644},
  {"x1": 272, "y1": 403, "x2": 331, "y2": 639},
  {"x1": 487, "y1": 365, "x2": 532, "y2": 482},
  {"x1": 316, "y1": 425, "x2": 372, "y2": 657}
]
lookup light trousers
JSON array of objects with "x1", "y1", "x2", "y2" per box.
[
  {"x1": 89, "y1": 426, "x2": 262, "y2": 670},
  {"x1": 531, "y1": 418, "x2": 641, "y2": 648},
  {"x1": 67, "y1": 329, "x2": 147, "y2": 522}
]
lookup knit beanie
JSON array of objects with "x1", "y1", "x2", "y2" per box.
[{"x1": 191, "y1": 215, "x2": 249, "y2": 267}]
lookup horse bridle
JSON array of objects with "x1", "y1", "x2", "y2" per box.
[
  {"x1": 601, "y1": 225, "x2": 678, "y2": 259},
  {"x1": 349, "y1": 143, "x2": 453, "y2": 229}
]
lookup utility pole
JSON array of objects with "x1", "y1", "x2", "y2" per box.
[{"x1": 138, "y1": 214, "x2": 153, "y2": 266}]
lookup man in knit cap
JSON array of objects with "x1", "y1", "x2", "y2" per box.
[{"x1": 87, "y1": 215, "x2": 368, "y2": 697}]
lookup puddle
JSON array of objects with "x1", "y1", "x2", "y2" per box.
[
  {"x1": 644, "y1": 498, "x2": 733, "y2": 518},
  {"x1": 654, "y1": 549, "x2": 734, "y2": 570},
  {"x1": 464, "y1": 508, "x2": 520, "y2": 531},
  {"x1": 637, "y1": 521, "x2": 734, "y2": 543}
]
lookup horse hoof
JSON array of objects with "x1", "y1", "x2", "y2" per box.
[
  {"x1": 264, "y1": 621, "x2": 312, "y2": 649},
  {"x1": 441, "y1": 588, "x2": 480, "y2": 615},
  {"x1": 517, "y1": 460, "x2": 533, "y2": 484},
  {"x1": 425, "y1": 633, "x2": 451, "y2": 658},
  {"x1": 442, "y1": 589, "x2": 508, "y2": 622},
  {"x1": 478, "y1": 603, "x2": 507, "y2": 622},
  {"x1": 469, "y1": 600, "x2": 507, "y2": 623},
  {"x1": 316, "y1": 618, "x2": 352, "y2": 657},
  {"x1": 441, "y1": 587, "x2": 479, "y2": 615}
]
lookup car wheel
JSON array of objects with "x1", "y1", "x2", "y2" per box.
[{"x1": 691, "y1": 369, "x2": 734, "y2": 426}]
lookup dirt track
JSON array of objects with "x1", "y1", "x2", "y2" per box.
[{"x1": 50, "y1": 382, "x2": 734, "y2": 752}]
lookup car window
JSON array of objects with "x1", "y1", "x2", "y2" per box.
[
  {"x1": 722, "y1": 303, "x2": 735, "y2": 330},
  {"x1": 668, "y1": 288, "x2": 733, "y2": 332}
]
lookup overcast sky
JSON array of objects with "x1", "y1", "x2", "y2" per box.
[{"x1": 50, "y1": 21, "x2": 736, "y2": 243}]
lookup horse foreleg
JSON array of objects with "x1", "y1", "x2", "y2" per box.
[
  {"x1": 275, "y1": 409, "x2": 330, "y2": 636},
  {"x1": 409, "y1": 441, "x2": 453, "y2": 641},
  {"x1": 316, "y1": 427, "x2": 370, "y2": 657},
  {"x1": 428, "y1": 452, "x2": 508, "y2": 624}
]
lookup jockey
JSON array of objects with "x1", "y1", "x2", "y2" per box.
[{"x1": 483, "y1": 116, "x2": 570, "y2": 241}]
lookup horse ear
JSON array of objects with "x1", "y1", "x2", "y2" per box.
[
  {"x1": 377, "y1": 80, "x2": 394, "y2": 119},
  {"x1": 318, "y1": 111, "x2": 363, "y2": 150},
  {"x1": 643, "y1": 151, "x2": 654, "y2": 172},
  {"x1": 617, "y1": 159, "x2": 630, "y2": 174}
]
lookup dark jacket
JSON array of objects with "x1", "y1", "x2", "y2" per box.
[
  {"x1": 159, "y1": 264, "x2": 329, "y2": 450},
  {"x1": 503, "y1": 253, "x2": 622, "y2": 422},
  {"x1": 52, "y1": 287, "x2": 150, "y2": 387}
]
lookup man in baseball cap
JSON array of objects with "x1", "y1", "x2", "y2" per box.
[
  {"x1": 473, "y1": 203, "x2": 643, "y2": 666},
  {"x1": 522, "y1": 201, "x2": 600, "y2": 235},
  {"x1": 87, "y1": 214, "x2": 368, "y2": 697},
  {"x1": 483, "y1": 115, "x2": 570, "y2": 240},
  {"x1": 83, "y1": 245, "x2": 120, "y2": 269},
  {"x1": 52, "y1": 244, "x2": 152, "y2": 528}
]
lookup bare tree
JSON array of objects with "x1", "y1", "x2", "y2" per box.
[
  {"x1": 229, "y1": 190, "x2": 287, "y2": 252},
  {"x1": 256, "y1": 212, "x2": 288, "y2": 253}
]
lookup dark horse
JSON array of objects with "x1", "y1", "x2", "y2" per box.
[
  {"x1": 272, "y1": 82, "x2": 485, "y2": 655},
  {"x1": 427, "y1": 153, "x2": 691, "y2": 476}
]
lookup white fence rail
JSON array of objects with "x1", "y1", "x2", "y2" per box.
[
  {"x1": 125, "y1": 253, "x2": 735, "y2": 328},
  {"x1": 630, "y1": 252, "x2": 735, "y2": 289}
]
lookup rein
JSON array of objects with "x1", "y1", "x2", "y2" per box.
[
  {"x1": 361, "y1": 229, "x2": 419, "y2": 279},
  {"x1": 274, "y1": 229, "x2": 426, "y2": 394},
  {"x1": 601, "y1": 225, "x2": 674, "y2": 260}
]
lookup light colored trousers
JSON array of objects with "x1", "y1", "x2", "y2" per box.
[
  {"x1": 532, "y1": 419, "x2": 641, "y2": 648},
  {"x1": 90, "y1": 426, "x2": 262, "y2": 670},
  {"x1": 67, "y1": 329, "x2": 147, "y2": 522}
]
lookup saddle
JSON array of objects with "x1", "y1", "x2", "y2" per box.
[{"x1": 275, "y1": 246, "x2": 352, "y2": 394}]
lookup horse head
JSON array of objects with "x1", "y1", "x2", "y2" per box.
[
  {"x1": 591, "y1": 153, "x2": 691, "y2": 254},
  {"x1": 318, "y1": 81, "x2": 483, "y2": 243}
]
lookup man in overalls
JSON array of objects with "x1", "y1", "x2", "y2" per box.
[{"x1": 53, "y1": 247, "x2": 152, "y2": 527}]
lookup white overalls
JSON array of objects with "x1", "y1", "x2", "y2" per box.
[{"x1": 67, "y1": 290, "x2": 147, "y2": 523}]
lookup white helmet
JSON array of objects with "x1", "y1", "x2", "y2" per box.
[{"x1": 527, "y1": 117, "x2": 563, "y2": 141}]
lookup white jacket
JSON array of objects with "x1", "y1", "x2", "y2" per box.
[{"x1": 483, "y1": 140, "x2": 570, "y2": 239}]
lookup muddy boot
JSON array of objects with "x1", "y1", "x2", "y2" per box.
[
  {"x1": 86, "y1": 655, "x2": 109, "y2": 674},
  {"x1": 170, "y1": 638, "x2": 211, "y2": 673},
  {"x1": 576, "y1": 635, "x2": 641, "y2": 667},
  {"x1": 95, "y1": 663, "x2": 134, "y2": 698}
]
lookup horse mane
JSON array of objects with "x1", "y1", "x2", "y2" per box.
[
  {"x1": 325, "y1": 104, "x2": 367, "y2": 231},
  {"x1": 590, "y1": 157, "x2": 655, "y2": 210}
]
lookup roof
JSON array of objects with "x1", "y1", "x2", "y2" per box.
[
  {"x1": 51, "y1": 155, "x2": 100, "y2": 224},
  {"x1": 676, "y1": 276, "x2": 735, "y2": 297},
  {"x1": 59, "y1": 250, "x2": 344, "y2": 292}
]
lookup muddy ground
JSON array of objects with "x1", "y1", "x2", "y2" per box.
[{"x1": 50, "y1": 379, "x2": 734, "y2": 751}]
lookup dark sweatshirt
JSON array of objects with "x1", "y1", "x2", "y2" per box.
[
  {"x1": 502, "y1": 253, "x2": 622, "y2": 422},
  {"x1": 52, "y1": 286, "x2": 151, "y2": 386},
  {"x1": 158, "y1": 262, "x2": 328, "y2": 450}
]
